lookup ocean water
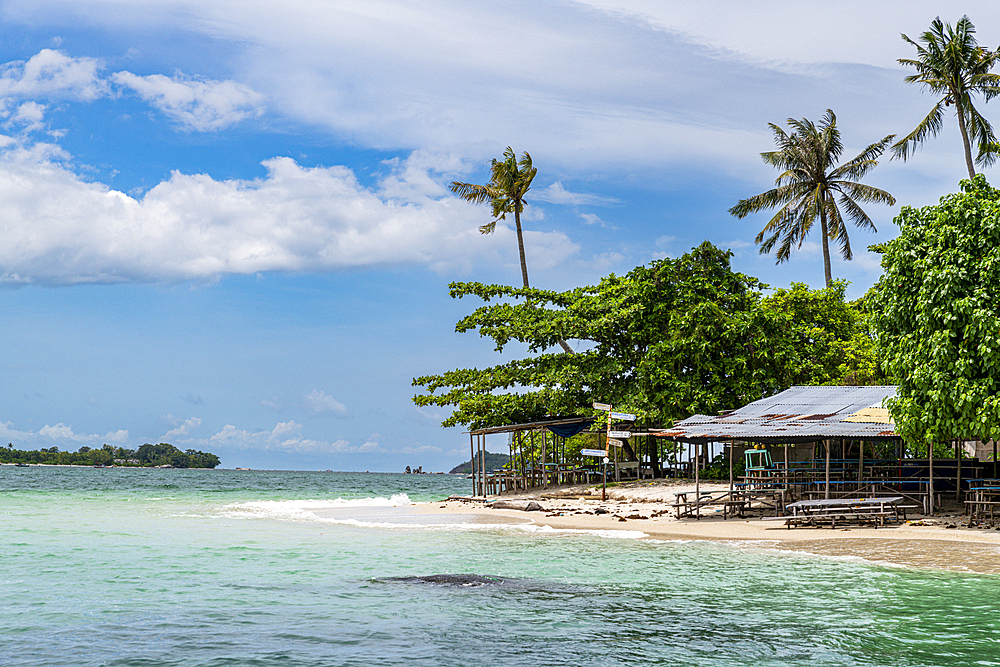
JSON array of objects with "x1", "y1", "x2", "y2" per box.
[{"x1": 2, "y1": 467, "x2": 999, "y2": 666}]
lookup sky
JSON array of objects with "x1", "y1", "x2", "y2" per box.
[{"x1": 0, "y1": 1, "x2": 997, "y2": 471}]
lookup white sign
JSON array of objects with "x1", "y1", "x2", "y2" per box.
[
  {"x1": 592, "y1": 402, "x2": 611, "y2": 411},
  {"x1": 608, "y1": 430, "x2": 632, "y2": 439},
  {"x1": 607, "y1": 438, "x2": 624, "y2": 448},
  {"x1": 610, "y1": 412, "x2": 636, "y2": 421},
  {"x1": 581, "y1": 448, "x2": 608, "y2": 457}
]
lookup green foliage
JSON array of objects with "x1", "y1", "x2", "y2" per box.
[
  {"x1": 759, "y1": 281, "x2": 889, "y2": 386},
  {"x1": 872, "y1": 174, "x2": 1000, "y2": 448},
  {"x1": 730, "y1": 109, "x2": 895, "y2": 287},
  {"x1": 0, "y1": 442, "x2": 220, "y2": 468},
  {"x1": 414, "y1": 242, "x2": 875, "y2": 431}
]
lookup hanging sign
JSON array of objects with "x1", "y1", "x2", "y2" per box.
[
  {"x1": 607, "y1": 438, "x2": 624, "y2": 448},
  {"x1": 592, "y1": 402, "x2": 611, "y2": 411},
  {"x1": 608, "y1": 430, "x2": 632, "y2": 439},
  {"x1": 581, "y1": 448, "x2": 608, "y2": 457},
  {"x1": 610, "y1": 412, "x2": 636, "y2": 421}
]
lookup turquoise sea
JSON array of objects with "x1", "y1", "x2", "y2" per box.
[{"x1": 2, "y1": 466, "x2": 999, "y2": 666}]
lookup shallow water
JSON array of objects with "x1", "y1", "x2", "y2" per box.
[{"x1": 2, "y1": 466, "x2": 999, "y2": 666}]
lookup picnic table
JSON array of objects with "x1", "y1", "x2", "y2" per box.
[
  {"x1": 765, "y1": 496, "x2": 913, "y2": 529},
  {"x1": 966, "y1": 486, "x2": 1000, "y2": 525},
  {"x1": 809, "y1": 479, "x2": 936, "y2": 514}
]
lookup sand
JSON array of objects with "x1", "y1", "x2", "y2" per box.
[{"x1": 415, "y1": 480, "x2": 1000, "y2": 573}]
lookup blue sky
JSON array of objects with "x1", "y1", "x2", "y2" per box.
[{"x1": 0, "y1": 1, "x2": 995, "y2": 470}]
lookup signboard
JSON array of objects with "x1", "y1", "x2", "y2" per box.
[
  {"x1": 592, "y1": 402, "x2": 611, "y2": 411},
  {"x1": 608, "y1": 430, "x2": 632, "y2": 439},
  {"x1": 610, "y1": 411, "x2": 636, "y2": 421},
  {"x1": 581, "y1": 448, "x2": 608, "y2": 457},
  {"x1": 607, "y1": 438, "x2": 624, "y2": 448}
]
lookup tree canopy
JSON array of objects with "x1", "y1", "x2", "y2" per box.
[
  {"x1": 872, "y1": 174, "x2": 1000, "y2": 447},
  {"x1": 413, "y1": 242, "x2": 875, "y2": 431},
  {"x1": 729, "y1": 110, "x2": 895, "y2": 288}
]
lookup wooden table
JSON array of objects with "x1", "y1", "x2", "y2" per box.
[
  {"x1": 768, "y1": 496, "x2": 910, "y2": 529},
  {"x1": 966, "y1": 486, "x2": 1000, "y2": 525}
]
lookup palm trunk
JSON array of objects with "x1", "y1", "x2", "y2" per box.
[
  {"x1": 515, "y1": 205, "x2": 574, "y2": 354},
  {"x1": 956, "y1": 102, "x2": 977, "y2": 180},
  {"x1": 820, "y1": 206, "x2": 833, "y2": 288},
  {"x1": 514, "y1": 208, "x2": 530, "y2": 289}
]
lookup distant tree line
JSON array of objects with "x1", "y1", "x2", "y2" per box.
[{"x1": 0, "y1": 442, "x2": 220, "y2": 468}]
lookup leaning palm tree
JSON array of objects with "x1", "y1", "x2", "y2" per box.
[
  {"x1": 451, "y1": 147, "x2": 574, "y2": 354},
  {"x1": 451, "y1": 147, "x2": 537, "y2": 289},
  {"x1": 730, "y1": 110, "x2": 896, "y2": 288},
  {"x1": 893, "y1": 16, "x2": 1000, "y2": 178}
]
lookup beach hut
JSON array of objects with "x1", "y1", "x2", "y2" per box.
[
  {"x1": 652, "y1": 386, "x2": 981, "y2": 516},
  {"x1": 467, "y1": 417, "x2": 595, "y2": 497}
]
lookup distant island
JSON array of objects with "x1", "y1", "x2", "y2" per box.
[
  {"x1": 449, "y1": 452, "x2": 510, "y2": 475},
  {"x1": 0, "y1": 442, "x2": 220, "y2": 468}
]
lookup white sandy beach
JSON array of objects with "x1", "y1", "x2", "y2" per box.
[{"x1": 415, "y1": 480, "x2": 1000, "y2": 573}]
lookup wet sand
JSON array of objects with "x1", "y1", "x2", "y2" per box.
[{"x1": 415, "y1": 480, "x2": 1000, "y2": 573}]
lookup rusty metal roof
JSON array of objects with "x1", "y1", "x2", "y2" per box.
[{"x1": 655, "y1": 385, "x2": 899, "y2": 443}]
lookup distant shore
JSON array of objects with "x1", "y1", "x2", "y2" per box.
[{"x1": 418, "y1": 479, "x2": 1000, "y2": 574}]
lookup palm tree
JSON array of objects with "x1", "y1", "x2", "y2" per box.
[
  {"x1": 893, "y1": 16, "x2": 1000, "y2": 179},
  {"x1": 730, "y1": 110, "x2": 896, "y2": 288},
  {"x1": 452, "y1": 148, "x2": 575, "y2": 354},
  {"x1": 451, "y1": 147, "x2": 537, "y2": 289}
]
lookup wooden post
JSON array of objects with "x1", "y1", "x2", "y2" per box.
[
  {"x1": 859, "y1": 438, "x2": 865, "y2": 483},
  {"x1": 469, "y1": 432, "x2": 476, "y2": 496},
  {"x1": 825, "y1": 439, "x2": 831, "y2": 500},
  {"x1": 928, "y1": 442, "x2": 935, "y2": 515},
  {"x1": 728, "y1": 442, "x2": 734, "y2": 496},
  {"x1": 955, "y1": 439, "x2": 962, "y2": 503},
  {"x1": 541, "y1": 429, "x2": 547, "y2": 489},
  {"x1": 695, "y1": 441, "x2": 701, "y2": 519}
]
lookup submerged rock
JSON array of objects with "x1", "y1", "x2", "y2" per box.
[{"x1": 375, "y1": 574, "x2": 506, "y2": 587}]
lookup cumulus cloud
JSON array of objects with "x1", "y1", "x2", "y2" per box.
[
  {"x1": 208, "y1": 420, "x2": 383, "y2": 453},
  {"x1": 112, "y1": 71, "x2": 266, "y2": 131},
  {"x1": 303, "y1": 389, "x2": 348, "y2": 417},
  {"x1": 0, "y1": 146, "x2": 579, "y2": 285},
  {"x1": 0, "y1": 49, "x2": 107, "y2": 101},
  {"x1": 161, "y1": 416, "x2": 203, "y2": 440}
]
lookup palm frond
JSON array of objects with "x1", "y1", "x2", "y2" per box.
[{"x1": 891, "y1": 101, "x2": 945, "y2": 161}]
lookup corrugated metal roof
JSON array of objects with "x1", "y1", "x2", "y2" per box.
[{"x1": 655, "y1": 386, "x2": 899, "y2": 442}]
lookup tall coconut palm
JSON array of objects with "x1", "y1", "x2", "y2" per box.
[
  {"x1": 451, "y1": 147, "x2": 537, "y2": 289},
  {"x1": 892, "y1": 16, "x2": 1000, "y2": 178},
  {"x1": 451, "y1": 147, "x2": 574, "y2": 354},
  {"x1": 730, "y1": 110, "x2": 896, "y2": 288}
]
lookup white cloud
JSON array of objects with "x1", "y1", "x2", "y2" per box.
[
  {"x1": 6, "y1": 101, "x2": 46, "y2": 132},
  {"x1": 161, "y1": 416, "x2": 202, "y2": 440},
  {"x1": 39, "y1": 423, "x2": 78, "y2": 439},
  {"x1": 579, "y1": 213, "x2": 608, "y2": 227},
  {"x1": 207, "y1": 420, "x2": 383, "y2": 453},
  {"x1": 105, "y1": 429, "x2": 129, "y2": 443},
  {"x1": 303, "y1": 389, "x2": 348, "y2": 417},
  {"x1": 112, "y1": 71, "x2": 265, "y2": 131},
  {"x1": 0, "y1": 146, "x2": 579, "y2": 285},
  {"x1": 0, "y1": 49, "x2": 107, "y2": 101},
  {"x1": 534, "y1": 182, "x2": 617, "y2": 206}
]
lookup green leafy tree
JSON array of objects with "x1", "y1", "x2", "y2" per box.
[
  {"x1": 872, "y1": 174, "x2": 1000, "y2": 450},
  {"x1": 893, "y1": 16, "x2": 1000, "y2": 178},
  {"x1": 414, "y1": 242, "x2": 809, "y2": 430},
  {"x1": 730, "y1": 110, "x2": 895, "y2": 288}
]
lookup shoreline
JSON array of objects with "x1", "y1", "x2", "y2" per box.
[{"x1": 416, "y1": 480, "x2": 1000, "y2": 574}]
